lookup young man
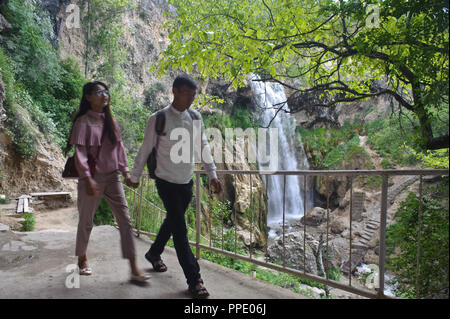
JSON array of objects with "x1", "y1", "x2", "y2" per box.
[{"x1": 128, "y1": 75, "x2": 222, "y2": 298}]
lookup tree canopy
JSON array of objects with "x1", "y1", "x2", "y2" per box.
[{"x1": 156, "y1": 0, "x2": 449, "y2": 150}]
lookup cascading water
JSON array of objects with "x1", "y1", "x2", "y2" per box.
[{"x1": 249, "y1": 75, "x2": 311, "y2": 233}]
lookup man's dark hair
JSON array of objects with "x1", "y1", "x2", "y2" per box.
[{"x1": 173, "y1": 74, "x2": 197, "y2": 90}]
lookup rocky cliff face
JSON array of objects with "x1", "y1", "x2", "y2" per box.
[
  {"x1": 0, "y1": 0, "x2": 175, "y2": 197},
  {"x1": 0, "y1": 79, "x2": 77, "y2": 197},
  {"x1": 53, "y1": 0, "x2": 176, "y2": 98}
]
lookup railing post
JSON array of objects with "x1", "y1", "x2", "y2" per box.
[
  {"x1": 195, "y1": 172, "x2": 201, "y2": 260},
  {"x1": 137, "y1": 176, "x2": 144, "y2": 238},
  {"x1": 378, "y1": 174, "x2": 388, "y2": 298},
  {"x1": 416, "y1": 175, "x2": 423, "y2": 298}
]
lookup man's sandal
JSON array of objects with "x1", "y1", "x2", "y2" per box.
[
  {"x1": 145, "y1": 252, "x2": 168, "y2": 272},
  {"x1": 189, "y1": 280, "x2": 210, "y2": 299}
]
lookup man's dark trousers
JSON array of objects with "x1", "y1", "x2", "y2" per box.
[{"x1": 148, "y1": 177, "x2": 201, "y2": 287}]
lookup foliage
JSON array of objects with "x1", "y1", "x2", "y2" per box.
[
  {"x1": 386, "y1": 180, "x2": 449, "y2": 298},
  {"x1": 0, "y1": 48, "x2": 35, "y2": 158},
  {"x1": 143, "y1": 81, "x2": 166, "y2": 112},
  {"x1": 297, "y1": 121, "x2": 364, "y2": 168},
  {"x1": 93, "y1": 197, "x2": 115, "y2": 226},
  {"x1": 365, "y1": 117, "x2": 419, "y2": 166},
  {"x1": 2, "y1": 103, "x2": 36, "y2": 159},
  {"x1": 297, "y1": 124, "x2": 373, "y2": 169},
  {"x1": 112, "y1": 93, "x2": 150, "y2": 157},
  {"x1": 299, "y1": 112, "x2": 427, "y2": 170},
  {"x1": 321, "y1": 135, "x2": 373, "y2": 170},
  {"x1": 402, "y1": 144, "x2": 449, "y2": 169},
  {"x1": 79, "y1": 0, "x2": 150, "y2": 159},
  {"x1": 21, "y1": 213, "x2": 35, "y2": 232},
  {"x1": 327, "y1": 266, "x2": 341, "y2": 282},
  {"x1": 1, "y1": 0, "x2": 63, "y2": 99},
  {"x1": 0, "y1": 0, "x2": 86, "y2": 151},
  {"x1": 81, "y1": 0, "x2": 134, "y2": 88},
  {"x1": 157, "y1": 0, "x2": 449, "y2": 150},
  {"x1": 203, "y1": 107, "x2": 257, "y2": 138}
]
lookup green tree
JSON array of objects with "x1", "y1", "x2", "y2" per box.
[
  {"x1": 386, "y1": 182, "x2": 449, "y2": 298},
  {"x1": 156, "y1": 0, "x2": 449, "y2": 150},
  {"x1": 81, "y1": 0, "x2": 134, "y2": 89}
]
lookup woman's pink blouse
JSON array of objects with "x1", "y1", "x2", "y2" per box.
[{"x1": 70, "y1": 110, "x2": 129, "y2": 179}]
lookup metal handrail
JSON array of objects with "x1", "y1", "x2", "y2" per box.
[{"x1": 128, "y1": 168, "x2": 449, "y2": 299}]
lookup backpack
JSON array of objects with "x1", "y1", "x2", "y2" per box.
[{"x1": 146, "y1": 108, "x2": 199, "y2": 179}]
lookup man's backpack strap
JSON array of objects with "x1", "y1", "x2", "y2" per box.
[
  {"x1": 147, "y1": 108, "x2": 199, "y2": 179},
  {"x1": 154, "y1": 110, "x2": 166, "y2": 150},
  {"x1": 155, "y1": 110, "x2": 166, "y2": 136},
  {"x1": 147, "y1": 110, "x2": 166, "y2": 179}
]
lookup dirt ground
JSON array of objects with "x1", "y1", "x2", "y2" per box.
[{"x1": 0, "y1": 196, "x2": 79, "y2": 232}]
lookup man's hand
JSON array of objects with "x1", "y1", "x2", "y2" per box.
[
  {"x1": 125, "y1": 177, "x2": 139, "y2": 189},
  {"x1": 124, "y1": 172, "x2": 139, "y2": 189},
  {"x1": 210, "y1": 178, "x2": 223, "y2": 194}
]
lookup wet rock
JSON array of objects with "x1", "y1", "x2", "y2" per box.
[{"x1": 300, "y1": 207, "x2": 327, "y2": 226}]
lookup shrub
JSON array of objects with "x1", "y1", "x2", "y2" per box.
[
  {"x1": 21, "y1": 213, "x2": 35, "y2": 231},
  {"x1": 298, "y1": 121, "x2": 364, "y2": 169},
  {"x1": 365, "y1": 118, "x2": 418, "y2": 166},
  {"x1": 1, "y1": 0, "x2": 87, "y2": 150},
  {"x1": 386, "y1": 180, "x2": 449, "y2": 298},
  {"x1": 93, "y1": 197, "x2": 115, "y2": 226},
  {"x1": 322, "y1": 136, "x2": 373, "y2": 170}
]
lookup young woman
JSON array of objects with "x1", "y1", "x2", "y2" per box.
[{"x1": 66, "y1": 81, "x2": 150, "y2": 282}]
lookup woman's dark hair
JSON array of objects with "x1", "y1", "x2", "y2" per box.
[{"x1": 64, "y1": 81, "x2": 118, "y2": 155}]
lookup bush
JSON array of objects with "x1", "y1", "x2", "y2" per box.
[
  {"x1": 322, "y1": 135, "x2": 373, "y2": 170},
  {"x1": 0, "y1": 48, "x2": 35, "y2": 158},
  {"x1": 365, "y1": 118, "x2": 418, "y2": 166},
  {"x1": 21, "y1": 213, "x2": 35, "y2": 231},
  {"x1": 93, "y1": 197, "x2": 115, "y2": 226},
  {"x1": 4, "y1": 104, "x2": 36, "y2": 159},
  {"x1": 1, "y1": 0, "x2": 87, "y2": 150},
  {"x1": 1, "y1": 0, "x2": 63, "y2": 100},
  {"x1": 298, "y1": 121, "x2": 364, "y2": 169},
  {"x1": 143, "y1": 82, "x2": 166, "y2": 112},
  {"x1": 386, "y1": 180, "x2": 449, "y2": 298}
]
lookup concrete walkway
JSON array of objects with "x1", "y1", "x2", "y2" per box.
[{"x1": 0, "y1": 225, "x2": 306, "y2": 299}]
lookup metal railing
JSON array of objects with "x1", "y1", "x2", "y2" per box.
[{"x1": 124, "y1": 169, "x2": 449, "y2": 299}]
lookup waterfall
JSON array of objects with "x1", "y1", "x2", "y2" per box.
[{"x1": 249, "y1": 75, "x2": 311, "y2": 231}]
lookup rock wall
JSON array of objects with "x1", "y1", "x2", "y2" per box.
[
  {"x1": 0, "y1": 7, "x2": 77, "y2": 198},
  {"x1": 53, "y1": 0, "x2": 176, "y2": 98}
]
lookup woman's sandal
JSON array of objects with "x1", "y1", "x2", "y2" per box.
[
  {"x1": 79, "y1": 267, "x2": 92, "y2": 276},
  {"x1": 189, "y1": 280, "x2": 210, "y2": 299},
  {"x1": 145, "y1": 252, "x2": 168, "y2": 272},
  {"x1": 130, "y1": 273, "x2": 151, "y2": 283}
]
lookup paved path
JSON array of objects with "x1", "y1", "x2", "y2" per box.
[{"x1": 0, "y1": 225, "x2": 306, "y2": 299}]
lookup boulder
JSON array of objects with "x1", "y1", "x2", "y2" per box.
[
  {"x1": 330, "y1": 219, "x2": 346, "y2": 234},
  {"x1": 267, "y1": 231, "x2": 318, "y2": 274},
  {"x1": 300, "y1": 207, "x2": 327, "y2": 226},
  {"x1": 267, "y1": 230, "x2": 344, "y2": 275}
]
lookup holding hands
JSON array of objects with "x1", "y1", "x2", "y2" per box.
[
  {"x1": 124, "y1": 172, "x2": 139, "y2": 189},
  {"x1": 210, "y1": 178, "x2": 223, "y2": 194}
]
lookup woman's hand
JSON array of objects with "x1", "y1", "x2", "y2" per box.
[
  {"x1": 124, "y1": 172, "x2": 139, "y2": 189},
  {"x1": 84, "y1": 176, "x2": 100, "y2": 197}
]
